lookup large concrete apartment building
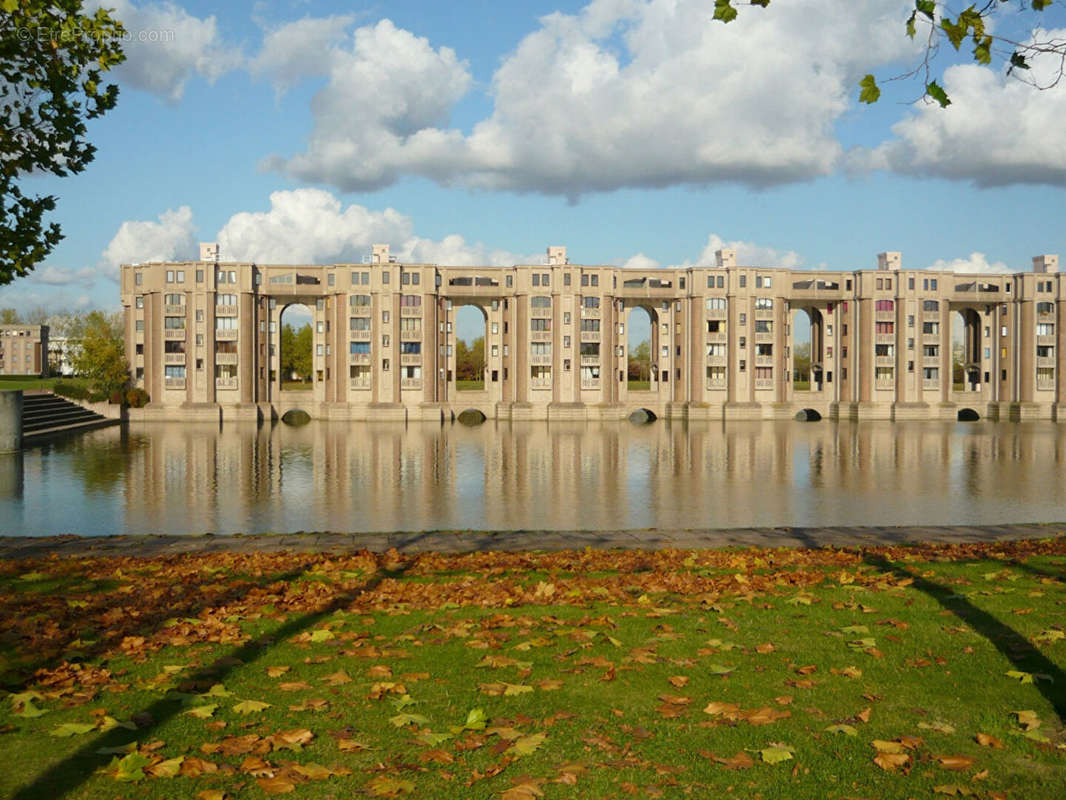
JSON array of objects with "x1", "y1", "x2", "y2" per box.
[
  {"x1": 0, "y1": 325, "x2": 49, "y2": 377},
  {"x1": 120, "y1": 243, "x2": 1064, "y2": 422}
]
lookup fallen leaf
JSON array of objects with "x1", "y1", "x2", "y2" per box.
[
  {"x1": 233, "y1": 700, "x2": 271, "y2": 715},
  {"x1": 873, "y1": 752, "x2": 910, "y2": 771},
  {"x1": 760, "y1": 743, "x2": 794, "y2": 764},
  {"x1": 936, "y1": 754, "x2": 975, "y2": 771},
  {"x1": 365, "y1": 774, "x2": 415, "y2": 796},
  {"x1": 975, "y1": 733, "x2": 1003, "y2": 749}
]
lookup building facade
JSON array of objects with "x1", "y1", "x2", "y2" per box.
[
  {"x1": 0, "y1": 325, "x2": 49, "y2": 377},
  {"x1": 120, "y1": 244, "x2": 1064, "y2": 422}
]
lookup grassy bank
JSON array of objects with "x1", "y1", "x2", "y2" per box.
[
  {"x1": 0, "y1": 376, "x2": 90, "y2": 392},
  {"x1": 1, "y1": 541, "x2": 1064, "y2": 798}
]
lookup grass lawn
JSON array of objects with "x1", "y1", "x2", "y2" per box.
[
  {"x1": 456, "y1": 380, "x2": 485, "y2": 392},
  {"x1": 281, "y1": 381, "x2": 313, "y2": 392},
  {"x1": 1, "y1": 540, "x2": 1065, "y2": 798},
  {"x1": 793, "y1": 381, "x2": 811, "y2": 391},
  {"x1": 0, "y1": 377, "x2": 90, "y2": 392},
  {"x1": 627, "y1": 381, "x2": 651, "y2": 392}
]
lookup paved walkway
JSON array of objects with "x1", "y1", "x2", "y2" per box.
[{"x1": 0, "y1": 523, "x2": 1063, "y2": 560}]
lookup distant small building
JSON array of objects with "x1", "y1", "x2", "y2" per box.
[
  {"x1": 0, "y1": 325, "x2": 50, "y2": 377},
  {"x1": 47, "y1": 335, "x2": 80, "y2": 377}
]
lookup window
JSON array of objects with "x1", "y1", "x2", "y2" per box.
[
  {"x1": 506, "y1": 275, "x2": 513, "y2": 287},
  {"x1": 591, "y1": 275, "x2": 599, "y2": 287},
  {"x1": 176, "y1": 270, "x2": 185, "y2": 283},
  {"x1": 400, "y1": 294, "x2": 421, "y2": 307},
  {"x1": 583, "y1": 297, "x2": 600, "y2": 309},
  {"x1": 564, "y1": 273, "x2": 571, "y2": 286},
  {"x1": 531, "y1": 318, "x2": 552, "y2": 331},
  {"x1": 382, "y1": 335, "x2": 390, "y2": 347},
  {"x1": 875, "y1": 322, "x2": 894, "y2": 334},
  {"x1": 922, "y1": 321, "x2": 939, "y2": 335},
  {"x1": 382, "y1": 271, "x2": 390, "y2": 284},
  {"x1": 739, "y1": 313, "x2": 746, "y2": 325},
  {"x1": 401, "y1": 317, "x2": 421, "y2": 331},
  {"x1": 923, "y1": 300, "x2": 939, "y2": 312},
  {"x1": 756, "y1": 343, "x2": 773, "y2": 356},
  {"x1": 563, "y1": 335, "x2": 571, "y2": 348},
  {"x1": 580, "y1": 342, "x2": 600, "y2": 357},
  {"x1": 350, "y1": 294, "x2": 371, "y2": 306},
  {"x1": 924, "y1": 345, "x2": 939, "y2": 357},
  {"x1": 400, "y1": 342, "x2": 421, "y2": 354},
  {"x1": 581, "y1": 274, "x2": 590, "y2": 287},
  {"x1": 383, "y1": 310, "x2": 390, "y2": 323},
  {"x1": 216, "y1": 294, "x2": 237, "y2": 306},
  {"x1": 531, "y1": 365, "x2": 551, "y2": 384},
  {"x1": 580, "y1": 319, "x2": 600, "y2": 332},
  {"x1": 134, "y1": 271, "x2": 143, "y2": 285},
  {"x1": 754, "y1": 320, "x2": 772, "y2": 333},
  {"x1": 328, "y1": 273, "x2": 335, "y2": 286},
  {"x1": 755, "y1": 297, "x2": 773, "y2": 309},
  {"x1": 531, "y1": 295, "x2": 551, "y2": 308},
  {"x1": 135, "y1": 296, "x2": 144, "y2": 309},
  {"x1": 350, "y1": 317, "x2": 371, "y2": 330},
  {"x1": 166, "y1": 270, "x2": 174, "y2": 283},
  {"x1": 531, "y1": 342, "x2": 551, "y2": 355},
  {"x1": 563, "y1": 312, "x2": 571, "y2": 324},
  {"x1": 907, "y1": 315, "x2": 914, "y2": 327},
  {"x1": 706, "y1": 297, "x2": 727, "y2": 311},
  {"x1": 739, "y1": 275, "x2": 746, "y2": 288},
  {"x1": 706, "y1": 343, "x2": 726, "y2": 357},
  {"x1": 350, "y1": 342, "x2": 370, "y2": 354},
  {"x1": 412, "y1": 273, "x2": 420, "y2": 285},
  {"x1": 930, "y1": 279, "x2": 937, "y2": 290},
  {"x1": 532, "y1": 273, "x2": 540, "y2": 287},
  {"x1": 1037, "y1": 323, "x2": 1055, "y2": 336},
  {"x1": 923, "y1": 367, "x2": 939, "y2": 381},
  {"x1": 754, "y1": 366, "x2": 773, "y2": 381},
  {"x1": 401, "y1": 272, "x2": 410, "y2": 285},
  {"x1": 165, "y1": 316, "x2": 186, "y2": 329},
  {"x1": 316, "y1": 321, "x2": 325, "y2": 333},
  {"x1": 164, "y1": 365, "x2": 185, "y2": 379},
  {"x1": 707, "y1": 366, "x2": 727, "y2": 384},
  {"x1": 196, "y1": 310, "x2": 204, "y2": 322},
  {"x1": 875, "y1": 300, "x2": 894, "y2": 311},
  {"x1": 382, "y1": 358, "x2": 390, "y2": 371},
  {"x1": 1037, "y1": 302, "x2": 1055, "y2": 314}
]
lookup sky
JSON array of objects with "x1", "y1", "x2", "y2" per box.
[{"x1": 2, "y1": 0, "x2": 1066, "y2": 330}]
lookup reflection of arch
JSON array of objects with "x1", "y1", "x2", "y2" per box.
[
  {"x1": 277, "y1": 302, "x2": 315, "y2": 393},
  {"x1": 958, "y1": 407, "x2": 980, "y2": 421},
  {"x1": 791, "y1": 307, "x2": 824, "y2": 392},
  {"x1": 795, "y1": 408, "x2": 822, "y2": 422},
  {"x1": 453, "y1": 304, "x2": 488, "y2": 392}
]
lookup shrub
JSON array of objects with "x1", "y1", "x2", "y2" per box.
[
  {"x1": 108, "y1": 390, "x2": 123, "y2": 405},
  {"x1": 53, "y1": 381, "x2": 88, "y2": 401},
  {"x1": 125, "y1": 387, "x2": 149, "y2": 408},
  {"x1": 87, "y1": 389, "x2": 108, "y2": 403}
]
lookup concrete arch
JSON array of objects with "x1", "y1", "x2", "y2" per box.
[
  {"x1": 958, "y1": 407, "x2": 980, "y2": 421},
  {"x1": 795, "y1": 408, "x2": 822, "y2": 422}
]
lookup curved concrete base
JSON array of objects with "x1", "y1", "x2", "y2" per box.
[{"x1": 0, "y1": 391, "x2": 23, "y2": 453}]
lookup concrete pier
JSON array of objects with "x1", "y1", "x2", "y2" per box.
[{"x1": 0, "y1": 390, "x2": 22, "y2": 453}]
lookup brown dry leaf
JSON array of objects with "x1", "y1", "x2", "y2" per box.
[
  {"x1": 795, "y1": 665, "x2": 818, "y2": 675},
  {"x1": 856, "y1": 707, "x2": 872, "y2": 723},
  {"x1": 500, "y1": 777, "x2": 545, "y2": 799},
  {"x1": 240, "y1": 756, "x2": 275, "y2": 777},
  {"x1": 774, "y1": 695, "x2": 793, "y2": 706},
  {"x1": 873, "y1": 752, "x2": 910, "y2": 771},
  {"x1": 703, "y1": 701, "x2": 741, "y2": 716},
  {"x1": 537, "y1": 679, "x2": 563, "y2": 691},
  {"x1": 269, "y1": 728, "x2": 314, "y2": 752},
  {"x1": 290, "y1": 763, "x2": 336, "y2": 781},
  {"x1": 668, "y1": 676, "x2": 689, "y2": 689},
  {"x1": 1013, "y1": 710, "x2": 1041, "y2": 730},
  {"x1": 278, "y1": 681, "x2": 312, "y2": 692},
  {"x1": 975, "y1": 733, "x2": 1004, "y2": 749},
  {"x1": 419, "y1": 749, "x2": 455, "y2": 765},
  {"x1": 367, "y1": 664, "x2": 393, "y2": 678},
  {"x1": 755, "y1": 643, "x2": 775, "y2": 654},
  {"x1": 196, "y1": 792, "x2": 225, "y2": 800},
  {"x1": 365, "y1": 774, "x2": 415, "y2": 797},
  {"x1": 715, "y1": 751, "x2": 755, "y2": 770},
  {"x1": 266, "y1": 666, "x2": 290, "y2": 678},
  {"x1": 181, "y1": 757, "x2": 219, "y2": 778},
  {"x1": 323, "y1": 670, "x2": 352, "y2": 685},
  {"x1": 257, "y1": 775, "x2": 296, "y2": 794},
  {"x1": 337, "y1": 738, "x2": 371, "y2": 752},
  {"x1": 745, "y1": 707, "x2": 791, "y2": 726},
  {"x1": 936, "y1": 755, "x2": 976, "y2": 771},
  {"x1": 872, "y1": 740, "x2": 906, "y2": 754}
]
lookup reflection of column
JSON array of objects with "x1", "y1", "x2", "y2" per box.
[{"x1": 0, "y1": 451, "x2": 23, "y2": 499}]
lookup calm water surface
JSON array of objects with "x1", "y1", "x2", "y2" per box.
[{"x1": 2, "y1": 420, "x2": 1066, "y2": 537}]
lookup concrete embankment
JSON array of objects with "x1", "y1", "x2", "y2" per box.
[{"x1": 0, "y1": 523, "x2": 1062, "y2": 560}]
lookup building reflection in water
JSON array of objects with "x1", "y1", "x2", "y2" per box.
[{"x1": 4, "y1": 420, "x2": 1066, "y2": 537}]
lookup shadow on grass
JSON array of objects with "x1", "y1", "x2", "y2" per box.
[
  {"x1": 0, "y1": 560, "x2": 317, "y2": 689},
  {"x1": 863, "y1": 551, "x2": 1066, "y2": 723},
  {"x1": 9, "y1": 555, "x2": 408, "y2": 800}
]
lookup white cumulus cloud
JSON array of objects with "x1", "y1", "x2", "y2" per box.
[
  {"x1": 101, "y1": 206, "x2": 198, "y2": 274},
  {"x1": 268, "y1": 0, "x2": 916, "y2": 195},
  {"x1": 927, "y1": 252, "x2": 1013, "y2": 274},
  {"x1": 860, "y1": 28, "x2": 1066, "y2": 186},
  {"x1": 693, "y1": 233, "x2": 805, "y2": 268},
  {"x1": 250, "y1": 14, "x2": 357, "y2": 94},
  {"x1": 97, "y1": 0, "x2": 242, "y2": 102}
]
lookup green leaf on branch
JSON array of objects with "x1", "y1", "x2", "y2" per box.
[
  {"x1": 859, "y1": 74, "x2": 881, "y2": 104},
  {"x1": 940, "y1": 17, "x2": 966, "y2": 50},
  {"x1": 713, "y1": 0, "x2": 737, "y2": 23},
  {"x1": 906, "y1": 12, "x2": 917, "y2": 39},
  {"x1": 973, "y1": 35, "x2": 992, "y2": 66},
  {"x1": 1009, "y1": 51, "x2": 1031, "y2": 73},
  {"x1": 916, "y1": 1, "x2": 936, "y2": 21},
  {"x1": 926, "y1": 81, "x2": 951, "y2": 108},
  {"x1": 750, "y1": 0, "x2": 771, "y2": 7}
]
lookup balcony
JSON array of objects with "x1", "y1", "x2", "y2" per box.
[
  {"x1": 580, "y1": 330, "x2": 600, "y2": 342},
  {"x1": 581, "y1": 306, "x2": 600, "y2": 318},
  {"x1": 400, "y1": 354, "x2": 422, "y2": 366},
  {"x1": 530, "y1": 354, "x2": 552, "y2": 366},
  {"x1": 215, "y1": 305, "x2": 238, "y2": 317},
  {"x1": 580, "y1": 355, "x2": 599, "y2": 366},
  {"x1": 705, "y1": 308, "x2": 727, "y2": 320},
  {"x1": 531, "y1": 330, "x2": 552, "y2": 342},
  {"x1": 875, "y1": 333, "x2": 895, "y2": 345},
  {"x1": 875, "y1": 355, "x2": 895, "y2": 366},
  {"x1": 530, "y1": 379, "x2": 552, "y2": 390},
  {"x1": 922, "y1": 379, "x2": 940, "y2": 390},
  {"x1": 215, "y1": 378, "x2": 238, "y2": 390},
  {"x1": 400, "y1": 378, "x2": 422, "y2": 390},
  {"x1": 706, "y1": 379, "x2": 727, "y2": 390},
  {"x1": 164, "y1": 329, "x2": 186, "y2": 340},
  {"x1": 164, "y1": 352, "x2": 186, "y2": 365},
  {"x1": 350, "y1": 329, "x2": 371, "y2": 341},
  {"x1": 399, "y1": 329, "x2": 422, "y2": 341},
  {"x1": 350, "y1": 380, "x2": 371, "y2": 391},
  {"x1": 875, "y1": 310, "x2": 895, "y2": 322},
  {"x1": 164, "y1": 378, "x2": 185, "y2": 389},
  {"x1": 215, "y1": 329, "x2": 238, "y2": 341},
  {"x1": 400, "y1": 306, "x2": 422, "y2": 317},
  {"x1": 1038, "y1": 334, "x2": 1055, "y2": 346},
  {"x1": 754, "y1": 331, "x2": 774, "y2": 342},
  {"x1": 706, "y1": 331, "x2": 727, "y2": 344},
  {"x1": 923, "y1": 355, "x2": 941, "y2": 366},
  {"x1": 754, "y1": 378, "x2": 773, "y2": 390},
  {"x1": 1037, "y1": 355, "x2": 1056, "y2": 367},
  {"x1": 755, "y1": 355, "x2": 773, "y2": 367},
  {"x1": 164, "y1": 304, "x2": 185, "y2": 315},
  {"x1": 580, "y1": 379, "x2": 600, "y2": 390},
  {"x1": 706, "y1": 354, "x2": 727, "y2": 365},
  {"x1": 215, "y1": 352, "x2": 238, "y2": 365},
  {"x1": 531, "y1": 307, "x2": 552, "y2": 318},
  {"x1": 754, "y1": 308, "x2": 774, "y2": 320},
  {"x1": 349, "y1": 353, "x2": 371, "y2": 364}
]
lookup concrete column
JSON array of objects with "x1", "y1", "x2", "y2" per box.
[{"x1": 0, "y1": 391, "x2": 22, "y2": 453}]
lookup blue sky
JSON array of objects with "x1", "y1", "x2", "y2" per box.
[{"x1": 3, "y1": 0, "x2": 1066, "y2": 321}]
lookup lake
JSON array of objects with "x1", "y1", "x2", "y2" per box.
[{"x1": 2, "y1": 420, "x2": 1065, "y2": 537}]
